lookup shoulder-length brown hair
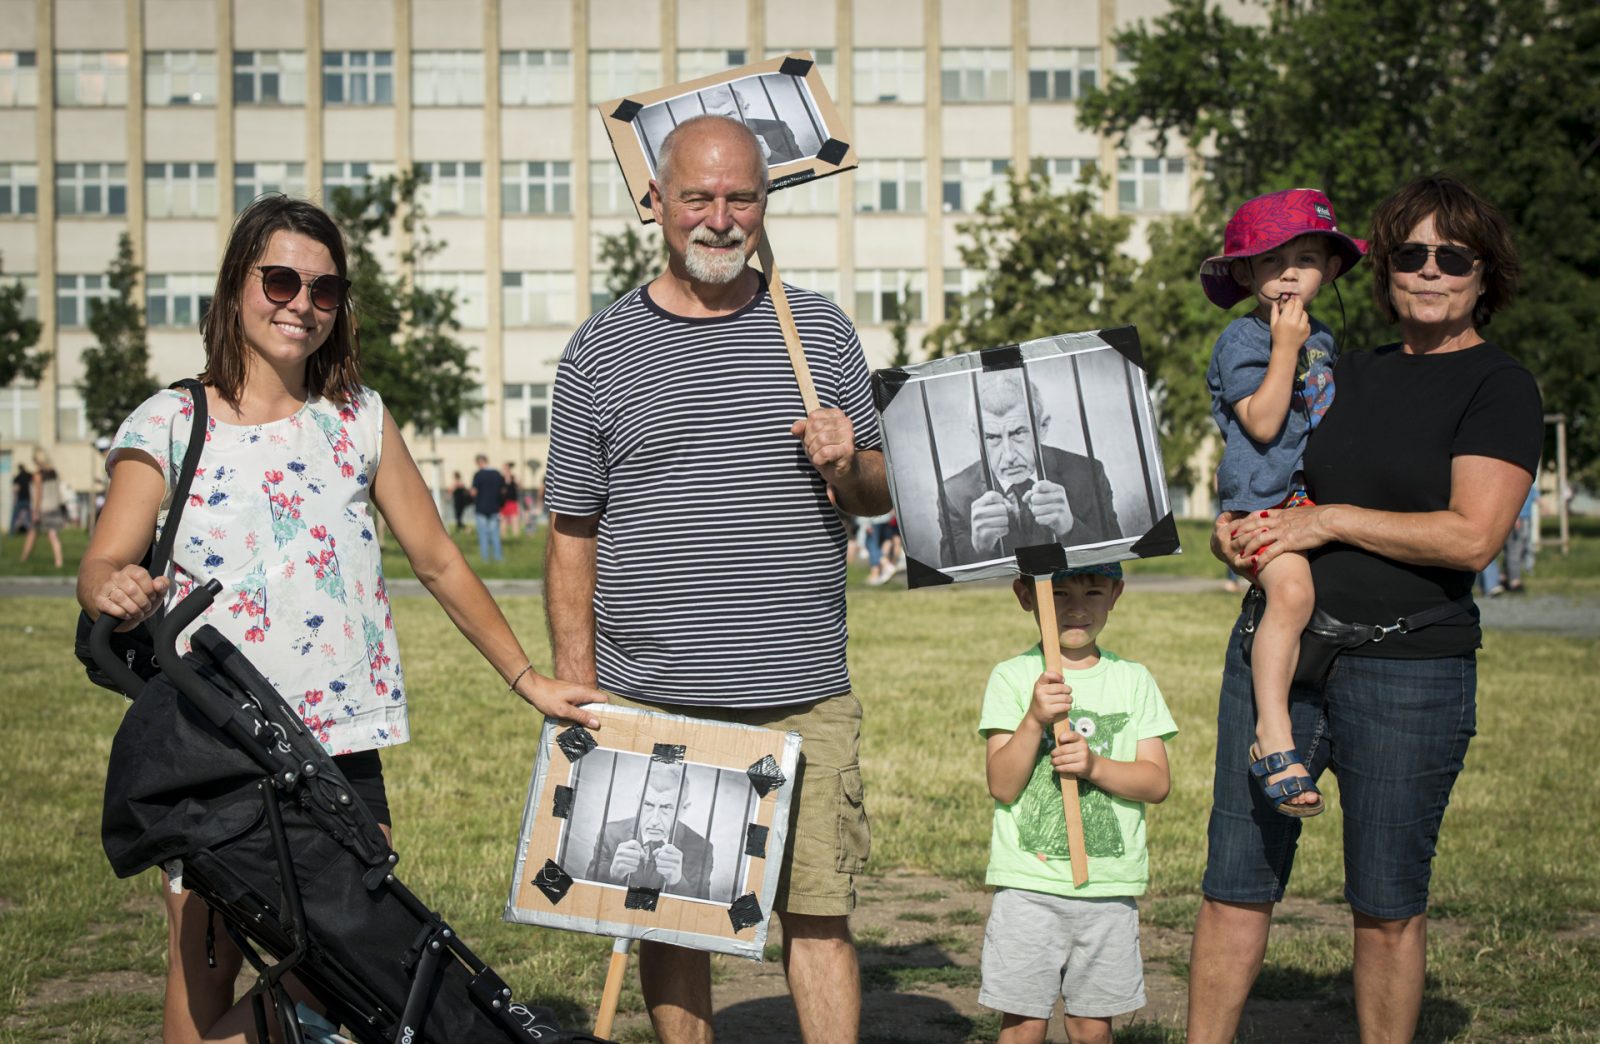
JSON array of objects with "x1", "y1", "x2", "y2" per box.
[
  {"x1": 1369, "y1": 173, "x2": 1520, "y2": 329},
  {"x1": 200, "y1": 195, "x2": 361, "y2": 408}
]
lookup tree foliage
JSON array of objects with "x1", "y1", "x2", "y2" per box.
[
  {"x1": 327, "y1": 170, "x2": 477, "y2": 435},
  {"x1": 1080, "y1": 0, "x2": 1600, "y2": 479},
  {"x1": 80, "y1": 234, "x2": 157, "y2": 440},
  {"x1": 596, "y1": 226, "x2": 663, "y2": 307},
  {"x1": 0, "y1": 254, "x2": 46, "y2": 391}
]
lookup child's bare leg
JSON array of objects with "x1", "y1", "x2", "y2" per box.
[
  {"x1": 1251, "y1": 550, "x2": 1317, "y2": 805},
  {"x1": 1063, "y1": 1013, "x2": 1113, "y2": 1044},
  {"x1": 998, "y1": 1011, "x2": 1049, "y2": 1044}
]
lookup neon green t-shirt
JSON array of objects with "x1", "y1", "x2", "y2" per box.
[{"x1": 978, "y1": 645, "x2": 1178, "y2": 898}]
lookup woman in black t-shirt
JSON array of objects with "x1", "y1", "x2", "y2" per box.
[{"x1": 1188, "y1": 174, "x2": 1544, "y2": 1044}]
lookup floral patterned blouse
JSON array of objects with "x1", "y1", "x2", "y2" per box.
[{"x1": 109, "y1": 385, "x2": 408, "y2": 756}]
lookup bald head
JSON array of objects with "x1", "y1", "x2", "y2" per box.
[{"x1": 655, "y1": 115, "x2": 769, "y2": 195}]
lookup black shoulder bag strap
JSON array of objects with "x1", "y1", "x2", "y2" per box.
[{"x1": 147, "y1": 378, "x2": 210, "y2": 595}]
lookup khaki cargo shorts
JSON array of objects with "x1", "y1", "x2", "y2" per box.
[{"x1": 600, "y1": 690, "x2": 870, "y2": 917}]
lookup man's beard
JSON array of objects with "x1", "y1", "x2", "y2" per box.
[{"x1": 683, "y1": 225, "x2": 749, "y2": 284}]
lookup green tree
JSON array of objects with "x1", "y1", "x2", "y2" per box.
[
  {"x1": 1, "y1": 255, "x2": 46, "y2": 390},
  {"x1": 327, "y1": 170, "x2": 477, "y2": 435},
  {"x1": 1080, "y1": 0, "x2": 1600, "y2": 479},
  {"x1": 596, "y1": 226, "x2": 663, "y2": 308},
  {"x1": 80, "y1": 234, "x2": 158, "y2": 439},
  {"x1": 888, "y1": 281, "x2": 914, "y2": 367}
]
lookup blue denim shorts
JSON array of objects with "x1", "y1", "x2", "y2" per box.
[{"x1": 1201, "y1": 614, "x2": 1477, "y2": 919}]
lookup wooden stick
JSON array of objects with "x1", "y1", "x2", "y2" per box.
[
  {"x1": 756, "y1": 236, "x2": 821, "y2": 415},
  {"x1": 1034, "y1": 576, "x2": 1090, "y2": 888},
  {"x1": 594, "y1": 937, "x2": 632, "y2": 1039}
]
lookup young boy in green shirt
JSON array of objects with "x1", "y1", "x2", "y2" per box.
[{"x1": 978, "y1": 562, "x2": 1177, "y2": 1044}]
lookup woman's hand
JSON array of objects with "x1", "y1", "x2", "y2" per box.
[
  {"x1": 93, "y1": 564, "x2": 170, "y2": 631},
  {"x1": 519, "y1": 674, "x2": 609, "y2": 730},
  {"x1": 1230, "y1": 505, "x2": 1336, "y2": 572},
  {"x1": 1210, "y1": 511, "x2": 1252, "y2": 575}
]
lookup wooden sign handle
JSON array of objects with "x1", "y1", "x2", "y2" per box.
[
  {"x1": 756, "y1": 236, "x2": 821, "y2": 415},
  {"x1": 1033, "y1": 576, "x2": 1090, "y2": 888},
  {"x1": 594, "y1": 937, "x2": 632, "y2": 1038}
]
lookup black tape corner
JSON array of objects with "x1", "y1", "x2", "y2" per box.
[
  {"x1": 728, "y1": 892, "x2": 764, "y2": 931},
  {"x1": 552, "y1": 784, "x2": 574, "y2": 819},
  {"x1": 1097, "y1": 325, "x2": 1145, "y2": 370},
  {"x1": 779, "y1": 57, "x2": 814, "y2": 78},
  {"x1": 904, "y1": 555, "x2": 954, "y2": 588},
  {"x1": 651, "y1": 743, "x2": 686, "y2": 764},
  {"x1": 638, "y1": 191, "x2": 652, "y2": 211},
  {"x1": 610, "y1": 99, "x2": 643, "y2": 122},
  {"x1": 1015, "y1": 543, "x2": 1069, "y2": 578},
  {"x1": 978, "y1": 344, "x2": 1026, "y2": 371},
  {"x1": 871, "y1": 368, "x2": 910, "y2": 411},
  {"x1": 1129, "y1": 512, "x2": 1181, "y2": 558},
  {"x1": 744, "y1": 823, "x2": 770, "y2": 859},
  {"x1": 746, "y1": 755, "x2": 786, "y2": 797},
  {"x1": 816, "y1": 138, "x2": 849, "y2": 166},
  {"x1": 555, "y1": 725, "x2": 597, "y2": 762},
  {"x1": 532, "y1": 860, "x2": 573, "y2": 905},
  {"x1": 624, "y1": 886, "x2": 660, "y2": 911}
]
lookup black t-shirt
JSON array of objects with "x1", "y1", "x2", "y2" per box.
[
  {"x1": 1304, "y1": 342, "x2": 1543, "y2": 657},
  {"x1": 472, "y1": 467, "x2": 506, "y2": 515}
]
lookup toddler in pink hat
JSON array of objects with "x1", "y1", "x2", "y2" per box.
[{"x1": 1201, "y1": 188, "x2": 1366, "y2": 817}]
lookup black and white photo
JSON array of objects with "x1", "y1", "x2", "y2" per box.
[{"x1": 632, "y1": 72, "x2": 828, "y2": 174}]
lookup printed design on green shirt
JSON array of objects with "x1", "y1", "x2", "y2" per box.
[{"x1": 1013, "y1": 709, "x2": 1132, "y2": 860}]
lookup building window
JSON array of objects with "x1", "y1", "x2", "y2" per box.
[
  {"x1": 0, "y1": 51, "x2": 39, "y2": 107},
  {"x1": 676, "y1": 48, "x2": 747, "y2": 83},
  {"x1": 500, "y1": 50, "x2": 572, "y2": 105},
  {"x1": 56, "y1": 51, "x2": 129, "y2": 106},
  {"x1": 145, "y1": 162, "x2": 218, "y2": 218},
  {"x1": 588, "y1": 50, "x2": 662, "y2": 100},
  {"x1": 502, "y1": 271, "x2": 576, "y2": 327},
  {"x1": 852, "y1": 49, "x2": 924, "y2": 104},
  {"x1": 412, "y1": 50, "x2": 484, "y2": 107},
  {"x1": 323, "y1": 51, "x2": 393, "y2": 106},
  {"x1": 414, "y1": 161, "x2": 484, "y2": 216},
  {"x1": 854, "y1": 270, "x2": 925, "y2": 324},
  {"x1": 855, "y1": 159, "x2": 924, "y2": 213},
  {"x1": 56, "y1": 385, "x2": 90, "y2": 442},
  {"x1": 1117, "y1": 156, "x2": 1187, "y2": 212},
  {"x1": 778, "y1": 268, "x2": 838, "y2": 303},
  {"x1": 145, "y1": 273, "x2": 213, "y2": 328},
  {"x1": 145, "y1": 51, "x2": 217, "y2": 106},
  {"x1": 589, "y1": 160, "x2": 633, "y2": 216},
  {"x1": 765, "y1": 175, "x2": 839, "y2": 215},
  {"x1": 323, "y1": 161, "x2": 396, "y2": 197},
  {"x1": 5, "y1": 273, "x2": 39, "y2": 321},
  {"x1": 766, "y1": 48, "x2": 836, "y2": 95},
  {"x1": 0, "y1": 163, "x2": 38, "y2": 216},
  {"x1": 55, "y1": 273, "x2": 113, "y2": 327},
  {"x1": 502, "y1": 161, "x2": 572, "y2": 215},
  {"x1": 0, "y1": 384, "x2": 41, "y2": 443},
  {"x1": 415, "y1": 271, "x2": 486, "y2": 328},
  {"x1": 56, "y1": 163, "x2": 127, "y2": 217},
  {"x1": 234, "y1": 162, "x2": 306, "y2": 211},
  {"x1": 1028, "y1": 48, "x2": 1098, "y2": 102},
  {"x1": 942, "y1": 158, "x2": 1010, "y2": 212},
  {"x1": 1034, "y1": 156, "x2": 1099, "y2": 197},
  {"x1": 943, "y1": 267, "x2": 988, "y2": 318},
  {"x1": 941, "y1": 48, "x2": 1011, "y2": 103},
  {"x1": 502, "y1": 382, "x2": 552, "y2": 438},
  {"x1": 233, "y1": 51, "x2": 306, "y2": 105}
]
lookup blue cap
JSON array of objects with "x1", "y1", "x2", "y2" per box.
[{"x1": 1050, "y1": 561, "x2": 1124, "y2": 581}]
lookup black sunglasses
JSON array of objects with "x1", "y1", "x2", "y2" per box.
[
  {"x1": 1391, "y1": 243, "x2": 1480, "y2": 277},
  {"x1": 256, "y1": 265, "x2": 350, "y2": 312}
]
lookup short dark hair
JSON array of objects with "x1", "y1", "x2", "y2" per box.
[
  {"x1": 1369, "y1": 173, "x2": 1519, "y2": 329},
  {"x1": 200, "y1": 195, "x2": 360, "y2": 410}
]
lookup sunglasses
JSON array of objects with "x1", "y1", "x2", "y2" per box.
[
  {"x1": 1391, "y1": 243, "x2": 1480, "y2": 277},
  {"x1": 256, "y1": 265, "x2": 350, "y2": 311}
]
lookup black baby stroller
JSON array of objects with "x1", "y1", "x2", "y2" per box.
[{"x1": 90, "y1": 580, "x2": 610, "y2": 1043}]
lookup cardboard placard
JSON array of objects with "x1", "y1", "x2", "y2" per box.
[
  {"x1": 596, "y1": 51, "x2": 857, "y2": 224},
  {"x1": 871, "y1": 327, "x2": 1181, "y2": 587},
  {"x1": 505, "y1": 705, "x2": 801, "y2": 960}
]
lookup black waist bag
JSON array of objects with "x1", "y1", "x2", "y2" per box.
[
  {"x1": 1239, "y1": 585, "x2": 1477, "y2": 687},
  {"x1": 73, "y1": 378, "x2": 208, "y2": 696}
]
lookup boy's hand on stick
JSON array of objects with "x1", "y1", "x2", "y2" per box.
[
  {"x1": 1051, "y1": 728, "x2": 1096, "y2": 779},
  {"x1": 1270, "y1": 294, "x2": 1310, "y2": 354},
  {"x1": 1027, "y1": 671, "x2": 1073, "y2": 730}
]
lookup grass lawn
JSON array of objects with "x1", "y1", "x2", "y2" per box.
[{"x1": 1, "y1": 577, "x2": 1597, "y2": 1041}]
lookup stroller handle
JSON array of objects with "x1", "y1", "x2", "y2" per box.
[
  {"x1": 88, "y1": 612, "x2": 148, "y2": 697},
  {"x1": 153, "y1": 579, "x2": 234, "y2": 730}
]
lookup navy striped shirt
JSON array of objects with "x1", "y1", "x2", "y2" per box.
[{"x1": 543, "y1": 277, "x2": 882, "y2": 708}]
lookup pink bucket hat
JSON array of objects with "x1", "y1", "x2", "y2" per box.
[{"x1": 1199, "y1": 188, "x2": 1368, "y2": 309}]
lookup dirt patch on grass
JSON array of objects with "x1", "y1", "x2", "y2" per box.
[{"x1": 4, "y1": 969, "x2": 163, "y2": 1042}]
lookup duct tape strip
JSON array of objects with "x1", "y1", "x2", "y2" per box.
[
  {"x1": 746, "y1": 755, "x2": 786, "y2": 797},
  {"x1": 744, "y1": 823, "x2": 769, "y2": 858},
  {"x1": 551, "y1": 785, "x2": 574, "y2": 819},
  {"x1": 1129, "y1": 512, "x2": 1181, "y2": 558},
  {"x1": 728, "y1": 892, "x2": 763, "y2": 931},
  {"x1": 1015, "y1": 543, "x2": 1069, "y2": 578},
  {"x1": 871, "y1": 367, "x2": 910, "y2": 410},
  {"x1": 779, "y1": 57, "x2": 814, "y2": 77},
  {"x1": 610, "y1": 99, "x2": 643, "y2": 122},
  {"x1": 651, "y1": 743, "x2": 686, "y2": 764},
  {"x1": 978, "y1": 344, "x2": 1025, "y2": 370},
  {"x1": 769, "y1": 168, "x2": 817, "y2": 191},
  {"x1": 638, "y1": 191, "x2": 651, "y2": 211},
  {"x1": 1097, "y1": 325, "x2": 1144, "y2": 369},
  {"x1": 904, "y1": 554, "x2": 955, "y2": 587},
  {"x1": 624, "y1": 886, "x2": 660, "y2": 911},
  {"x1": 532, "y1": 860, "x2": 573, "y2": 905},
  {"x1": 556, "y1": 726, "x2": 597, "y2": 762},
  {"x1": 816, "y1": 139, "x2": 849, "y2": 166}
]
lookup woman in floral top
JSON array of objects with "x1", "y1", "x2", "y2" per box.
[{"x1": 76, "y1": 195, "x2": 607, "y2": 1043}]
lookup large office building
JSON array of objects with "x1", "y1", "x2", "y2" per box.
[{"x1": 0, "y1": 0, "x2": 1251, "y2": 518}]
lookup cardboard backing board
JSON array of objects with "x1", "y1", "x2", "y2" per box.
[
  {"x1": 505, "y1": 705, "x2": 801, "y2": 960},
  {"x1": 870, "y1": 326, "x2": 1182, "y2": 586},
  {"x1": 596, "y1": 51, "x2": 857, "y2": 224}
]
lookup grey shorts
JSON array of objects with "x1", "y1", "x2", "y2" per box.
[{"x1": 978, "y1": 887, "x2": 1146, "y2": 1020}]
